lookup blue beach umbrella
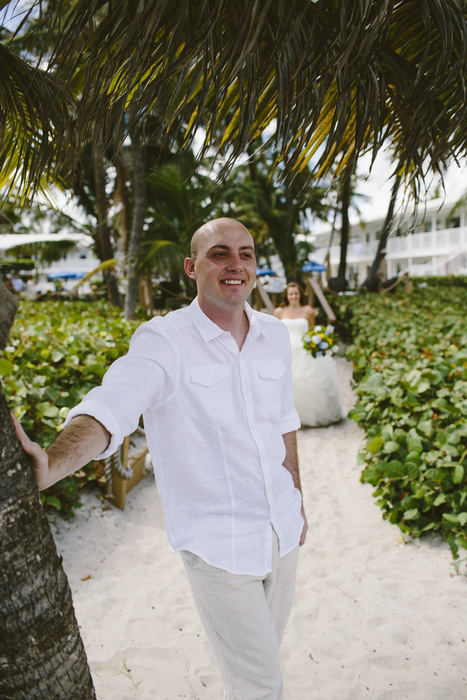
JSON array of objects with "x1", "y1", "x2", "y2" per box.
[
  {"x1": 301, "y1": 260, "x2": 326, "y2": 273},
  {"x1": 47, "y1": 271, "x2": 86, "y2": 280}
]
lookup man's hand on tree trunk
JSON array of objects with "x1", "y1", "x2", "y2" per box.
[{"x1": 11, "y1": 413, "x2": 50, "y2": 490}]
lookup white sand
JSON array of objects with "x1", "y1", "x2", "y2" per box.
[{"x1": 51, "y1": 358, "x2": 467, "y2": 699}]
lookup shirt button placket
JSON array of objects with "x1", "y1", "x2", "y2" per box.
[
  {"x1": 239, "y1": 356, "x2": 253, "y2": 419},
  {"x1": 239, "y1": 356, "x2": 274, "y2": 506}
]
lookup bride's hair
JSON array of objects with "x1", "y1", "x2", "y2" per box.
[{"x1": 280, "y1": 282, "x2": 307, "y2": 307}]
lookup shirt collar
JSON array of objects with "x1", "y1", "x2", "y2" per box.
[{"x1": 189, "y1": 297, "x2": 268, "y2": 342}]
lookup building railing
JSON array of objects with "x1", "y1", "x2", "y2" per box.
[
  {"x1": 387, "y1": 227, "x2": 467, "y2": 256},
  {"x1": 314, "y1": 226, "x2": 467, "y2": 264},
  {"x1": 398, "y1": 248, "x2": 467, "y2": 276}
]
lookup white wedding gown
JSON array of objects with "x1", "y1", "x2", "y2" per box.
[{"x1": 281, "y1": 317, "x2": 344, "y2": 427}]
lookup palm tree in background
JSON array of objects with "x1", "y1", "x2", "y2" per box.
[
  {"x1": 137, "y1": 155, "x2": 224, "y2": 303},
  {"x1": 220, "y1": 143, "x2": 331, "y2": 280}
]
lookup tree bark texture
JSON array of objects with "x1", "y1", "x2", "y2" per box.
[
  {"x1": 362, "y1": 173, "x2": 402, "y2": 291},
  {"x1": 93, "y1": 131, "x2": 122, "y2": 307},
  {"x1": 113, "y1": 149, "x2": 133, "y2": 257},
  {"x1": 0, "y1": 284, "x2": 96, "y2": 700},
  {"x1": 124, "y1": 136, "x2": 147, "y2": 320},
  {"x1": 0, "y1": 284, "x2": 18, "y2": 350},
  {"x1": 337, "y1": 169, "x2": 352, "y2": 282}
]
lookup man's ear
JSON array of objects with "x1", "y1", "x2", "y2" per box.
[{"x1": 184, "y1": 257, "x2": 196, "y2": 279}]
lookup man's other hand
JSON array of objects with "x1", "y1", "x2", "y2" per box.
[{"x1": 300, "y1": 504, "x2": 308, "y2": 547}]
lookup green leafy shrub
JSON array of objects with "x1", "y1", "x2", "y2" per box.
[
  {"x1": 343, "y1": 284, "x2": 467, "y2": 557},
  {"x1": 412, "y1": 274, "x2": 467, "y2": 289},
  {"x1": 1, "y1": 300, "x2": 142, "y2": 516}
]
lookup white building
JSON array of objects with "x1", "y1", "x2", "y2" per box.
[
  {"x1": 0, "y1": 233, "x2": 101, "y2": 294},
  {"x1": 39, "y1": 242, "x2": 100, "y2": 294},
  {"x1": 311, "y1": 197, "x2": 467, "y2": 283}
]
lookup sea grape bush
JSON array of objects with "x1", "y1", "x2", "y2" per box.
[
  {"x1": 0, "y1": 300, "x2": 142, "y2": 515},
  {"x1": 337, "y1": 283, "x2": 467, "y2": 558},
  {"x1": 2, "y1": 287, "x2": 466, "y2": 551}
]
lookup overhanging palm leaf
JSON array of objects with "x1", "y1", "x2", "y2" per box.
[
  {"x1": 0, "y1": 40, "x2": 73, "y2": 201},
  {"x1": 72, "y1": 257, "x2": 118, "y2": 290},
  {"x1": 1, "y1": 0, "x2": 467, "y2": 200},
  {"x1": 46, "y1": 0, "x2": 467, "y2": 180}
]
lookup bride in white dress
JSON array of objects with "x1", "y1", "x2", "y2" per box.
[{"x1": 274, "y1": 282, "x2": 344, "y2": 427}]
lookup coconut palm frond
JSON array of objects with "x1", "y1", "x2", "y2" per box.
[
  {"x1": 138, "y1": 240, "x2": 184, "y2": 277},
  {"x1": 0, "y1": 43, "x2": 73, "y2": 202},
  {"x1": 72, "y1": 258, "x2": 118, "y2": 290},
  {"x1": 2, "y1": 0, "x2": 467, "y2": 200},
  {"x1": 448, "y1": 192, "x2": 467, "y2": 217},
  {"x1": 380, "y1": 1, "x2": 467, "y2": 176}
]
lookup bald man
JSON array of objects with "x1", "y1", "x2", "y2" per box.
[{"x1": 15, "y1": 218, "x2": 307, "y2": 700}]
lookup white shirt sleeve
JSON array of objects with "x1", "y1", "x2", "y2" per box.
[
  {"x1": 64, "y1": 322, "x2": 177, "y2": 458},
  {"x1": 277, "y1": 322, "x2": 301, "y2": 434}
]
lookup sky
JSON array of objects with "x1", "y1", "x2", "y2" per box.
[
  {"x1": 0, "y1": 1, "x2": 35, "y2": 32},
  {"x1": 344, "y1": 150, "x2": 466, "y2": 230},
  {"x1": 255, "y1": 122, "x2": 467, "y2": 235}
]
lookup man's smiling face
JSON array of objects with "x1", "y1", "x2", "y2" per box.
[{"x1": 184, "y1": 219, "x2": 257, "y2": 316}]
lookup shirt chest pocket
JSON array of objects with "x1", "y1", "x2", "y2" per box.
[
  {"x1": 254, "y1": 358, "x2": 286, "y2": 417},
  {"x1": 186, "y1": 363, "x2": 234, "y2": 429}
]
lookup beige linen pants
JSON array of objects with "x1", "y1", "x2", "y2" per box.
[{"x1": 180, "y1": 532, "x2": 299, "y2": 700}]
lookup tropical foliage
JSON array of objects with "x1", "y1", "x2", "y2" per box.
[
  {"x1": 336, "y1": 281, "x2": 467, "y2": 558},
  {"x1": 218, "y1": 143, "x2": 332, "y2": 279},
  {"x1": 1, "y1": 300, "x2": 142, "y2": 514}
]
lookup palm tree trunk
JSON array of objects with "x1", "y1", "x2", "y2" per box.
[
  {"x1": 114, "y1": 150, "x2": 133, "y2": 256},
  {"x1": 94, "y1": 132, "x2": 122, "y2": 307},
  {"x1": 0, "y1": 283, "x2": 96, "y2": 699},
  {"x1": 124, "y1": 136, "x2": 147, "y2": 320},
  {"x1": 328, "y1": 168, "x2": 352, "y2": 292},
  {"x1": 362, "y1": 173, "x2": 402, "y2": 291},
  {"x1": 337, "y1": 168, "x2": 352, "y2": 282}
]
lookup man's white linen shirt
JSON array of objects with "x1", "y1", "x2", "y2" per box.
[{"x1": 66, "y1": 298, "x2": 303, "y2": 575}]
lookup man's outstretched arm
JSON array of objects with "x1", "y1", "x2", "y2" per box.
[{"x1": 12, "y1": 413, "x2": 110, "y2": 491}]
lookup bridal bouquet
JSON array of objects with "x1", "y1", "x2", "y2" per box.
[{"x1": 303, "y1": 325, "x2": 338, "y2": 358}]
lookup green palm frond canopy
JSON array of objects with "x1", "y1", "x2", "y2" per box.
[
  {"x1": 0, "y1": 41, "x2": 74, "y2": 201},
  {"x1": 1, "y1": 0, "x2": 466, "y2": 200}
]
